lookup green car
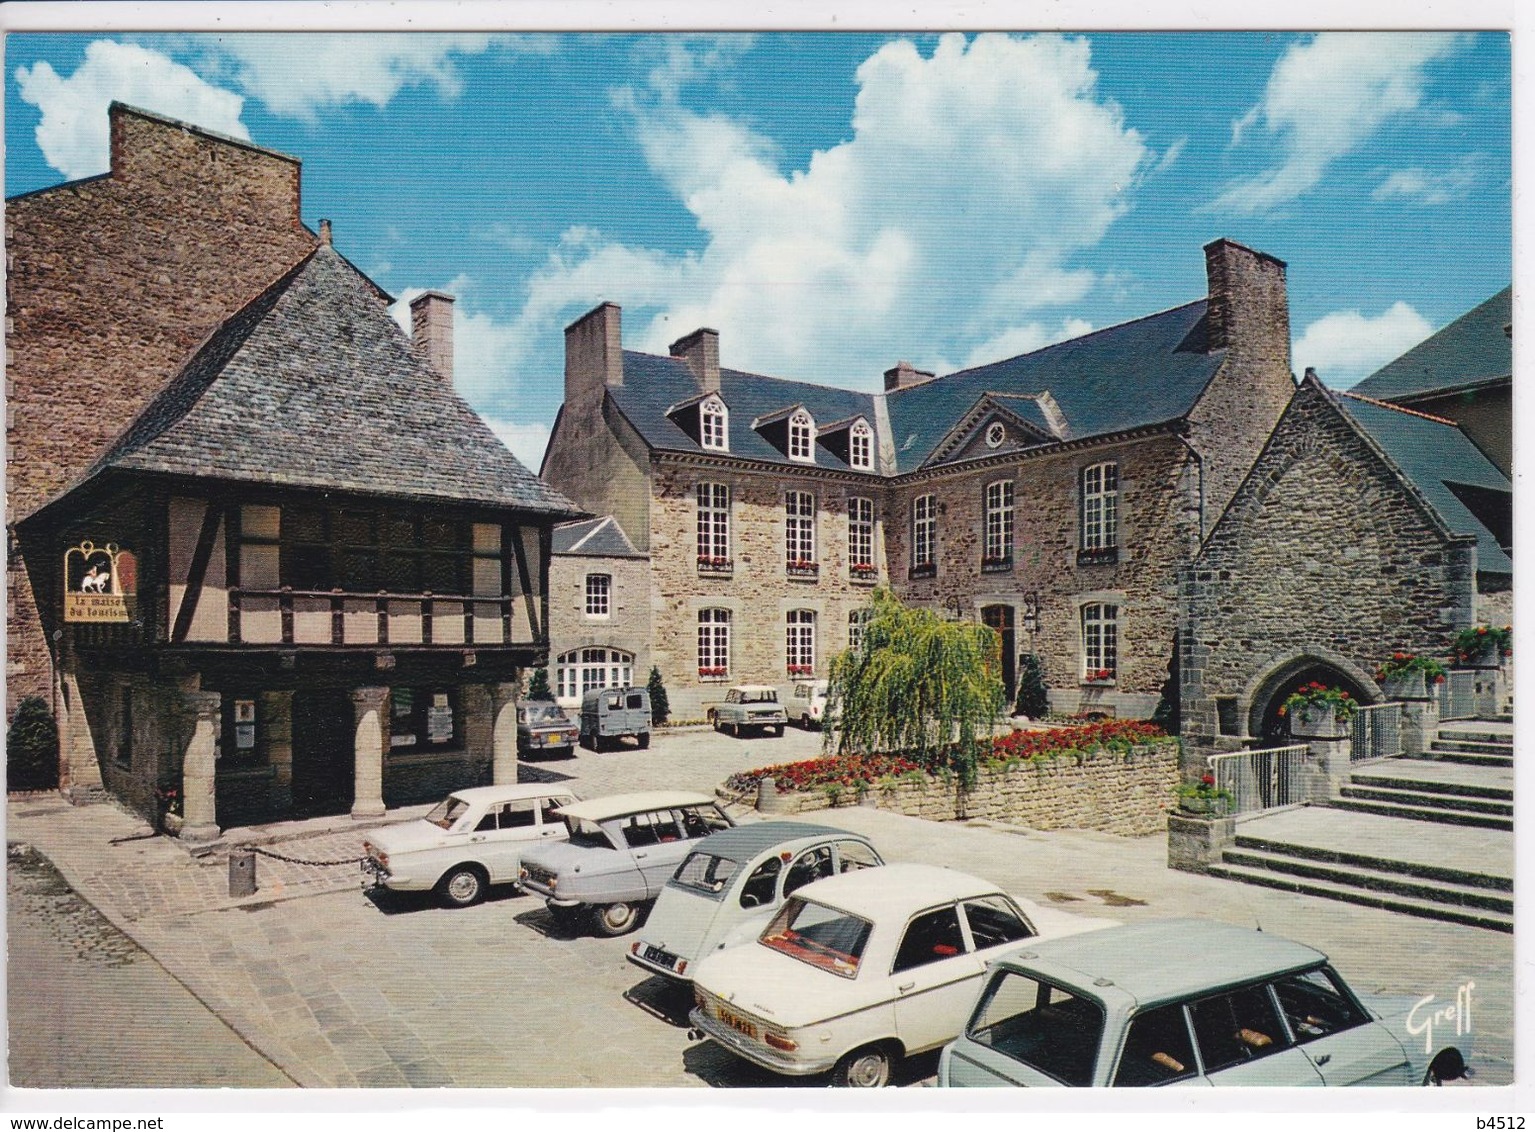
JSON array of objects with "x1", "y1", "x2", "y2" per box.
[{"x1": 939, "y1": 919, "x2": 1471, "y2": 1088}]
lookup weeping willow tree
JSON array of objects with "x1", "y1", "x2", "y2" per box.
[{"x1": 826, "y1": 588, "x2": 1006, "y2": 786}]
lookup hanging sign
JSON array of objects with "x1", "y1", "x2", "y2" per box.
[{"x1": 63, "y1": 540, "x2": 138, "y2": 623}]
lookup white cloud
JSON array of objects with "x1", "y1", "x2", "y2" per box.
[
  {"x1": 962, "y1": 318, "x2": 1093, "y2": 370},
  {"x1": 1207, "y1": 32, "x2": 1466, "y2": 215},
  {"x1": 1372, "y1": 156, "x2": 1483, "y2": 205},
  {"x1": 205, "y1": 33, "x2": 507, "y2": 120},
  {"x1": 1294, "y1": 302, "x2": 1433, "y2": 386},
  {"x1": 14, "y1": 39, "x2": 249, "y2": 179},
  {"x1": 482, "y1": 417, "x2": 552, "y2": 472},
  {"x1": 498, "y1": 33, "x2": 1147, "y2": 391}
]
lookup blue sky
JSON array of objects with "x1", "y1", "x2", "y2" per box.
[{"x1": 5, "y1": 30, "x2": 1511, "y2": 470}]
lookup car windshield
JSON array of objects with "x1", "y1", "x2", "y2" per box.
[
  {"x1": 744, "y1": 690, "x2": 777, "y2": 703},
  {"x1": 525, "y1": 703, "x2": 568, "y2": 724},
  {"x1": 424, "y1": 797, "x2": 471, "y2": 830},
  {"x1": 760, "y1": 897, "x2": 872, "y2": 979},
  {"x1": 965, "y1": 970, "x2": 1104, "y2": 1087},
  {"x1": 671, "y1": 852, "x2": 741, "y2": 897}
]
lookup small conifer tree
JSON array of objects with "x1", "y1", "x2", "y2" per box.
[
  {"x1": 1014, "y1": 653, "x2": 1050, "y2": 720},
  {"x1": 7, "y1": 696, "x2": 59, "y2": 791},
  {"x1": 646, "y1": 666, "x2": 671, "y2": 726},
  {"x1": 527, "y1": 667, "x2": 552, "y2": 700}
]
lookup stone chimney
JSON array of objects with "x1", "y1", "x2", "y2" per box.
[
  {"x1": 883, "y1": 360, "x2": 936, "y2": 392},
  {"x1": 319, "y1": 219, "x2": 332, "y2": 246},
  {"x1": 1203, "y1": 238, "x2": 1289, "y2": 360},
  {"x1": 670, "y1": 328, "x2": 720, "y2": 393},
  {"x1": 564, "y1": 302, "x2": 623, "y2": 403},
  {"x1": 410, "y1": 291, "x2": 455, "y2": 382}
]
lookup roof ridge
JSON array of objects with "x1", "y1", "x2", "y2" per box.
[{"x1": 1337, "y1": 389, "x2": 1458, "y2": 426}]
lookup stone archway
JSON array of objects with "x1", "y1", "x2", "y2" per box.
[{"x1": 1246, "y1": 652, "x2": 1380, "y2": 745}]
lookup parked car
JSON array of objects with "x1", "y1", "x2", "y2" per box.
[
  {"x1": 519, "y1": 791, "x2": 736, "y2": 936},
  {"x1": 627, "y1": 822, "x2": 884, "y2": 983},
  {"x1": 580, "y1": 686, "x2": 652, "y2": 751},
  {"x1": 786, "y1": 679, "x2": 831, "y2": 729},
  {"x1": 362, "y1": 784, "x2": 577, "y2": 907},
  {"x1": 517, "y1": 700, "x2": 579, "y2": 757},
  {"x1": 687, "y1": 863, "x2": 1114, "y2": 1086},
  {"x1": 937, "y1": 919, "x2": 1472, "y2": 1088},
  {"x1": 709, "y1": 685, "x2": 788, "y2": 737}
]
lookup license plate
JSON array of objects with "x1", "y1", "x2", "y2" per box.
[
  {"x1": 716, "y1": 1006, "x2": 758, "y2": 1039},
  {"x1": 643, "y1": 945, "x2": 678, "y2": 970}
]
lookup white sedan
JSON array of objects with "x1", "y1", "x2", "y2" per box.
[
  {"x1": 362, "y1": 784, "x2": 577, "y2": 907},
  {"x1": 687, "y1": 863, "x2": 1114, "y2": 1086}
]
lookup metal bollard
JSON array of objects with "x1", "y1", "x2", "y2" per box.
[
  {"x1": 756, "y1": 776, "x2": 787, "y2": 814},
  {"x1": 228, "y1": 847, "x2": 258, "y2": 897}
]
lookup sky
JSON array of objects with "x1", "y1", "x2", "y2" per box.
[{"x1": 4, "y1": 28, "x2": 1512, "y2": 472}]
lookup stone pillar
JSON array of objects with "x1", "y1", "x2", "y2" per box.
[
  {"x1": 351, "y1": 687, "x2": 388, "y2": 819},
  {"x1": 1398, "y1": 696, "x2": 1438, "y2": 756},
  {"x1": 1167, "y1": 812, "x2": 1235, "y2": 873},
  {"x1": 1302, "y1": 737, "x2": 1353, "y2": 798},
  {"x1": 180, "y1": 690, "x2": 222, "y2": 846},
  {"x1": 490, "y1": 682, "x2": 520, "y2": 785},
  {"x1": 263, "y1": 690, "x2": 294, "y2": 811}
]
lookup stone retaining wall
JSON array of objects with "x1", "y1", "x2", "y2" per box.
[{"x1": 737, "y1": 739, "x2": 1179, "y2": 837}]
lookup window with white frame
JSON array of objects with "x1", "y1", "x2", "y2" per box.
[
  {"x1": 701, "y1": 395, "x2": 729, "y2": 452},
  {"x1": 848, "y1": 496, "x2": 875, "y2": 571},
  {"x1": 697, "y1": 483, "x2": 731, "y2": 566},
  {"x1": 785, "y1": 491, "x2": 816, "y2": 569},
  {"x1": 585, "y1": 573, "x2": 611, "y2": 618},
  {"x1": 984, "y1": 480, "x2": 1014, "y2": 565},
  {"x1": 1081, "y1": 603, "x2": 1119, "y2": 681},
  {"x1": 1081, "y1": 462, "x2": 1120, "y2": 550},
  {"x1": 697, "y1": 608, "x2": 731, "y2": 677},
  {"x1": 912, "y1": 494, "x2": 937, "y2": 569},
  {"x1": 788, "y1": 409, "x2": 815, "y2": 463},
  {"x1": 850, "y1": 420, "x2": 873, "y2": 470},
  {"x1": 786, "y1": 609, "x2": 816, "y2": 674},
  {"x1": 557, "y1": 647, "x2": 634, "y2": 701},
  {"x1": 848, "y1": 608, "x2": 872, "y2": 652}
]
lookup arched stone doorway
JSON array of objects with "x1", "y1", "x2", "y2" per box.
[{"x1": 1248, "y1": 657, "x2": 1376, "y2": 745}]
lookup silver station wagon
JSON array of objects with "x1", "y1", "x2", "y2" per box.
[
  {"x1": 627, "y1": 822, "x2": 885, "y2": 983},
  {"x1": 939, "y1": 919, "x2": 1473, "y2": 1088},
  {"x1": 518, "y1": 791, "x2": 735, "y2": 936}
]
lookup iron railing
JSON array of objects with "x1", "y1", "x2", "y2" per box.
[
  {"x1": 1206, "y1": 745, "x2": 1310, "y2": 816},
  {"x1": 1437, "y1": 670, "x2": 1478, "y2": 721},
  {"x1": 1349, "y1": 702, "x2": 1402, "y2": 762}
]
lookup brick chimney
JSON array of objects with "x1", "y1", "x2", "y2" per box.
[
  {"x1": 670, "y1": 328, "x2": 720, "y2": 393},
  {"x1": 883, "y1": 360, "x2": 935, "y2": 392},
  {"x1": 564, "y1": 302, "x2": 623, "y2": 403},
  {"x1": 410, "y1": 291, "x2": 455, "y2": 382},
  {"x1": 1203, "y1": 238, "x2": 1289, "y2": 360}
]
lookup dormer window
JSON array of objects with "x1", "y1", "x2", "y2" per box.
[
  {"x1": 701, "y1": 395, "x2": 729, "y2": 452},
  {"x1": 788, "y1": 409, "x2": 815, "y2": 463},
  {"x1": 850, "y1": 420, "x2": 874, "y2": 470}
]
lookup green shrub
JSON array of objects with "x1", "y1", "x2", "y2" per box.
[
  {"x1": 527, "y1": 667, "x2": 552, "y2": 700},
  {"x1": 1014, "y1": 653, "x2": 1049, "y2": 719},
  {"x1": 646, "y1": 666, "x2": 671, "y2": 726},
  {"x1": 7, "y1": 696, "x2": 58, "y2": 792}
]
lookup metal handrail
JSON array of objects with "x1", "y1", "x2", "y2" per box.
[
  {"x1": 1349, "y1": 702, "x2": 1402, "y2": 762},
  {"x1": 1206, "y1": 744, "x2": 1310, "y2": 816}
]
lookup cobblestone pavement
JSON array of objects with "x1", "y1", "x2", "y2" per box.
[{"x1": 5, "y1": 724, "x2": 1513, "y2": 1089}]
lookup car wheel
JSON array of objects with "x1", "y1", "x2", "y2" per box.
[
  {"x1": 833, "y1": 1044, "x2": 892, "y2": 1088},
  {"x1": 801, "y1": 713, "x2": 811, "y2": 729},
  {"x1": 1424, "y1": 1050, "x2": 1465, "y2": 1085},
  {"x1": 732, "y1": 723, "x2": 741, "y2": 738},
  {"x1": 637, "y1": 732, "x2": 651, "y2": 750},
  {"x1": 436, "y1": 865, "x2": 487, "y2": 908},
  {"x1": 592, "y1": 901, "x2": 643, "y2": 936}
]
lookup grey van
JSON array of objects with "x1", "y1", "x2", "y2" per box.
[{"x1": 580, "y1": 685, "x2": 653, "y2": 751}]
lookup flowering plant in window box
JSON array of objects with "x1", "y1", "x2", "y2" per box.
[
  {"x1": 785, "y1": 559, "x2": 819, "y2": 576},
  {"x1": 1450, "y1": 625, "x2": 1512, "y2": 665},
  {"x1": 697, "y1": 666, "x2": 729, "y2": 680},
  {"x1": 1280, "y1": 682, "x2": 1355, "y2": 737},
  {"x1": 1374, "y1": 652, "x2": 1447, "y2": 700},
  {"x1": 850, "y1": 562, "x2": 879, "y2": 579},
  {"x1": 786, "y1": 664, "x2": 815, "y2": 677},
  {"x1": 1175, "y1": 773, "x2": 1233, "y2": 815},
  {"x1": 697, "y1": 555, "x2": 733, "y2": 573},
  {"x1": 980, "y1": 555, "x2": 1013, "y2": 573},
  {"x1": 1083, "y1": 668, "x2": 1115, "y2": 684}
]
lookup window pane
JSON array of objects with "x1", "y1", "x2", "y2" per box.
[
  {"x1": 966, "y1": 974, "x2": 1103, "y2": 1087},
  {"x1": 1113, "y1": 1004, "x2": 1198, "y2": 1087},
  {"x1": 892, "y1": 905, "x2": 966, "y2": 973},
  {"x1": 1188, "y1": 985, "x2": 1291, "y2": 1074},
  {"x1": 962, "y1": 895, "x2": 1034, "y2": 950},
  {"x1": 1271, "y1": 967, "x2": 1369, "y2": 1042}
]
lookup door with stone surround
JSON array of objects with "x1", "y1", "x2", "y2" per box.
[
  {"x1": 981, "y1": 605, "x2": 1016, "y2": 707},
  {"x1": 290, "y1": 689, "x2": 355, "y2": 817}
]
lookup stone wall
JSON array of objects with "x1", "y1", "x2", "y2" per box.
[
  {"x1": 548, "y1": 548, "x2": 652, "y2": 703},
  {"x1": 6, "y1": 104, "x2": 317, "y2": 707},
  {"x1": 747, "y1": 740, "x2": 1179, "y2": 837},
  {"x1": 885, "y1": 432, "x2": 1196, "y2": 718},
  {"x1": 1180, "y1": 378, "x2": 1476, "y2": 762}
]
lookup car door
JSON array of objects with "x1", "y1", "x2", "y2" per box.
[
  {"x1": 473, "y1": 798, "x2": 540, "y2": 882},
  {"x1": 890, "y1": 903, "x2": 988, "y2": 1054},
  {"x1": 1270, "y1": 967, "x2": 1413, "y2": 1085},
  {"x1": 623, "y1": 808, "x2": 689, "y2": 893},
  {"x1": 1187, "y1": 983, "x2": 1325, "y2": 1085}
]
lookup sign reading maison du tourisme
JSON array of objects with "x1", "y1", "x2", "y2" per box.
[{"x1": 63, "y1": 540, "x2": 137, "y2": 623}]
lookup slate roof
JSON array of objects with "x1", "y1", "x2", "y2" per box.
[
  {"x1": 552, "y1": 516, "x2": 645, "y2": 558},
  {"x1": 1336, "y1": 392, "x2": 1512, "y2": 575},
  {"x1": 1350, "y1": 287, "x2": 1512, "y2": 402},
  {"x1": 605, "y1": 300, "x2": 1221, "y2": 476},
  {"x1": 884, "y1": 301, "x2": 1218, "y2": 474},
  {"x1": 608, "y1": 353, "x2": 879, "y2": 471},
  {"x1": 60, "y1": 246, "x2": 581, "y2": 518}
]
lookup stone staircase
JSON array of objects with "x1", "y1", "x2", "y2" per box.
[{"x1": 1205, "y1": 721, "x2": 1514, "y2": 932}]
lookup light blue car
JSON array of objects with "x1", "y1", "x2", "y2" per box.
[{"x1": 939, "y1": 919, "x2": 1472, "y2": 1088}]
